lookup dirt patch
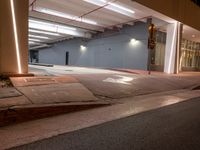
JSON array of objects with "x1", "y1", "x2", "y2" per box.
[{"x1": 0, "y1": 75, "x2": 13, "y2": 88}]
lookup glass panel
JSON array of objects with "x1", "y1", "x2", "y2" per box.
[{"x1": 181, "y1": 38, "x2": 200, "y2": 71}]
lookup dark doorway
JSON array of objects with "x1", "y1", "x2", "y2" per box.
[
  {"x1": 29, "y1": 50, "x2": 39, "y2": 63},
  {"x1": 65, "y1": 51, "x2": 69, "y2": 65}
]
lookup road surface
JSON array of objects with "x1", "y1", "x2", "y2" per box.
[{"x1": 12, "y1": 96, "x2": 200, "y2": 150}]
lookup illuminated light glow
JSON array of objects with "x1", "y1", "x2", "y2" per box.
[
  {"x1": 29, "y1": 34, "x2": 50, "y2": 39},
  {"x1": 84, "y1": 0, "x2": 135, "y2": 16},
  {"x1": 129, "y1": 38, "x2": 139, "y2": 47},
  {"x1": 130, "y1": 38, "x2": 138, "y2": 45},
  {"x1": 29, "y1": 29, "x2": 61, "y2": 36},
  {"x1": 28, "y1": 19, "x2": 92, "y2": 38},
  {"x1": 29, "y1": 19, "x2": 77, "y2": 31},
  {"x1": 80, "y1": 45, "x2": 87, "y2": 52},
  {"x1": 29, "y1": 41, "x2": 35, "y2": 44},
  {"x1": 36, "y1": 7, "x2": 98, "y2": 25},
  {"x1": 192, "y1": 34, "x2": 196, "y2": 38},
  {"x1": 103, "y1": 75, "x2": 134, "y2": 85},
  {"x1": 29, "y1": 38, "x2": 42, "y2": 42},
  {"x1": 29, "y1": 41, "x2": 39, "y2": 45},
  {"x1": 10, "y1": 0, "x2": 22, "y2": 73},
  {"x1": 105, "y1": 1, "x2": 135, "y2": 14},
  {"x1": 167, "y1": 22, "x2": 178, "y2": 74}
]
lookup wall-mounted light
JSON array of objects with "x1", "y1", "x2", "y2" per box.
[
  {"x1": 192, "y1": 34, "x2": 196, "y2": 38},
  {"x1": 129, "y1": 38, "x2": 139, "y2": 46},
  {"x1": 80, "y1": 45, "x2": 87, "y2": 52}
]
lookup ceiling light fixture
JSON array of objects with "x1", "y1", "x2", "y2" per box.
[
  {"x1": 29, "y1": 18, "x2": 91, "y2": 38},
  {"x1": 29, "y1": 19, "x2": 92, "y2": 38},
  {"x1": 29, "y1": 29, "x2": 61, "y2": 36},
  {"x1": 35, "y1": 7, "x2": 98, "y2": 25},
  {"x1": 29, "y1": 38, "x2": 42, "y2": 42},
  {"x1": 29, "y1": 34, "x2": 50, "y2": 39},
  {"x1": 84, "y1": 0, "x2": 135, "y2": 17},
  {"x1": 29, "y1": 41, "x2": 39, "y2": 45},
  {"x1": 29, "y1": 19, "x2": 77, "y2": 31}
]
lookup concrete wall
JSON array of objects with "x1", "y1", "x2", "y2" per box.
[
  {"x1": 133, "y1": 0, "x2": 200, "y2": 31},
  {"x1": 0, "y1": 0, "x2": 28, "y2": 74},
  {"x1": 38, "y1": 22, "x2": 149, "y2": 70}
]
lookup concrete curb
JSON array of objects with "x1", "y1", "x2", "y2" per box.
[{"x1": 0, "y1": 102, "x2": 111, "y2": 127}]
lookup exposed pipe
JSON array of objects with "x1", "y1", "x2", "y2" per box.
[
  {"x1": 29, "y1": 0, "x2": 37, "y2": 10},
  {"x1": 30, "y1": 12, "x2": 103, "y2": 33},
  {"x1": 104, "y1": 16, "x2": 152, "y2": 30},
  {"x1": 66, "y1": 0, "x2": 117, "y2": 24},
  {"x1": 31, "y1": 0, "x2": 117, "y2": 32},
  {"x1": 29, "y1": 0, "x2": 151, "y2": 35}
]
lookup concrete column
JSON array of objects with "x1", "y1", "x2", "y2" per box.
[
  {"x1": 164, "y1": 22, "x2": 182, "y2": 74},
  {"x1": 0, "y1": 0, "x2": 28, "y2": 74},
  {"x1": 176, "y1": 23, "x2": 183, "y2": 73}
]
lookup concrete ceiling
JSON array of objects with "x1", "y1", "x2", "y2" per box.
[
  {"x1": 28, "y1": 0, "x2": 200, "y2": 49},
  {"x1": 183, "y1": 25, "x2": 200, "y2": 43}
]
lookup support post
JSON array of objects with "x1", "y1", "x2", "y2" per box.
[{"x1": 0, "y1": 0, "x2": 28, "y2": 75}]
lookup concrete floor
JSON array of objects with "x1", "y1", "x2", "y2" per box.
[
  {"x1": 29, "y1": 65, "x2": 121, "y2": 75},
  {"x1": 0, "y1": 65, "x2": 199, "y2": 149},
  {"x1": 29, "y1": 65, "x2": 200, "y2": 99}
]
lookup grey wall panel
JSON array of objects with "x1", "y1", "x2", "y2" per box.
[{"x1": 38, "y1": 22, "x2": 149, "y2": 70}]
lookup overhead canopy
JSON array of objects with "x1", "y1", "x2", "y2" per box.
[{"x1": 28, "y1": 0, "x2": 200, "y2": 49}]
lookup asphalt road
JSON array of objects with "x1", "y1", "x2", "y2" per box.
[{"x1": 12, "y1": 97, "x2": 200, "y2": 150}]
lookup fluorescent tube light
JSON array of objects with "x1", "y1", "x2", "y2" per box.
[
  {"x1": 29, "y1": 29, "x2": 61, "y2": 36},
  {"x1": 36, "y1": 7, "x2": 98, "y2": 25},
  {"x1": 29, "y1": 34, "x2": 50, "y2": 39},
  {"x1": 29, "y1": 19, "x2": 91, "y2": 38},
  {"x1": 29, "y1": 19, "x2": 77, "y2": 31},
  {"x1": 29, "y1": 41, "x2": 35, "y2": 44},
  {"x1": 29, "y1": 41, "x2": 39, "y2": 45},
  {"x1": 84, "y1": 0, "x2": 135, "y2": 17},
  {"x1": 29, "y1": 38, "x2": 42, "y2": 42}
]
